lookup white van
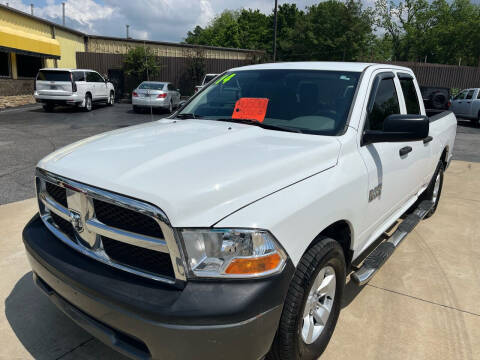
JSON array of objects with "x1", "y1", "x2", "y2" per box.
[{"x1": 34, "y1": 68, "x2": 115, "y2": 112}]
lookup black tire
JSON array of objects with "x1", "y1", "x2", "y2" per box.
[
  {"x1": 132, "y1": 105, "x2": 140, "y2": 113},
  {"x1": 270, "y1": 237, "x2": 346, "y2": 360},
  {"x1": 43, "y1": 103, "x2": 54, "y2": 112},
  {"x1": 420, "y1": 160, "x2": 444, "y2": 218},
  {"x1": 168, "y1": 100, "x2": 173, "y2": 113},
  {"x1": 83, "y1": 94, "x2": 92, "y2": 112}
]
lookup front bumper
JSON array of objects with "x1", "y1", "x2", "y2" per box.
[{"x1": 23, "y1": 215, "x2": 294, "y2": 360}]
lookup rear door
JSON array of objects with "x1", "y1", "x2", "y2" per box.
[
  {"x1": 168, "y1": 83, "x2": 179, "y2": 105},
  {"x1": 85, "y1": 71, "x2": 98, "y2": 99},
  {"x1": 398, "y1": 72, "x2": 434, "y2": 185},
  {"x1": 36, "y1": 70, "x2": 73, "y2": 96}
]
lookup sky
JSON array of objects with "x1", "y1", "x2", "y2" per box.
[{"x1": 5, "y1": 0, "x2": 332, "y2": 43}]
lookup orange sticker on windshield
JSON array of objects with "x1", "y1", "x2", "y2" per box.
[{"x1": 232, "y1": 98, "x2": 269, "y2": 123}]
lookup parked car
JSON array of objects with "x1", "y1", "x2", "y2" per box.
[
  {"x1": 449, "y1": 88, "x2": 480, "y2": 125},
  {"x1": 34, "y1": 68, "x2": 115, "y2": 112},
  {"x1": 132, "y1": 81, "x2": 181, "y2": 113},
  {"x1": 420, "y1": 86, "x2": 451, "y2": 116},
  {"x1": 24, "y1": 62, "x2": 456, "y2": 360},
  {"x1": 194, "y1": 73, "x2": 218, "y2": 93}
]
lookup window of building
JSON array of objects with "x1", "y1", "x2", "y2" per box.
[
  {"x1": 16, "y1": 54, "x2": 43, "y2": 78},
  {"x1": 400, "y1": 78, "x2": 421, "y2": 114},
  {"x1": 0, "y1": 52, "x2": 10, "y2": 77},
  {"x1": 366, "y1": 77, "x2": 400, "y2": 131}
]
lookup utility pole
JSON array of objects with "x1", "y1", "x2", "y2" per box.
[
  {"x1": 30, "y1": 3, "x2": 33, "y2": 15},
  {"x1": 273, "y1": 0, "x2": 278, "y2": 62},
  {"x1": 126, "y1": 25, "x2": 130, "y2": 39},
  {"x1": 62, "y1": 2, "x2": 65, "y2": 26}
]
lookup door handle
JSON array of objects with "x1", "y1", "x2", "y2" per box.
[
  {"x1": 467, "y1": 101, "x2": 471, "y2": 104},
  {"x1": 423, "y1": 136, "x2": 433, "y2": 144},
  {"x1": 399, "y1": 146, "x2": 412, "y2": 157}
]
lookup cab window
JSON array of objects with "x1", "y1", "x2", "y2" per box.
[
  {"x1": 399, "y1": 78, "x2": 420, "y2": 114},
  {"x1": 366, "y1": 77, "x2": 400, "y2": 131},
  {"x1": 73, "y1": 71, "x2": 85, "y2": 82},
  {"x1": 466, "y1": 90, "x2": 474, "y2": 100},
  {"x1": 454, "y1": 91, "x2": 466, "y2": 100}
]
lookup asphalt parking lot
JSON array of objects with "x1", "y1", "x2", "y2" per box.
[
  {"x1": 0, "y1": 103, "x2": 168, "y2": 205},
  {"x1": 1, "y1": 105, "x2": 479, "y2": 205},
  {"x1": 0, "y1": 107, "x2": 479, "y2": 359}
]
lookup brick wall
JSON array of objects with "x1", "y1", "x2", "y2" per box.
[{"x1": 0, "y1": 78, "x2": 34, "y2": 96}]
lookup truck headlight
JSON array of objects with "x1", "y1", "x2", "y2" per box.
[{"x1": 179, "y1": 229, "x2": 287, "y2": 278}]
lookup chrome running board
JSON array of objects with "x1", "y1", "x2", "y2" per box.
[{"x1": 351, "y1": 200, "x2": 434, "y2": 286}]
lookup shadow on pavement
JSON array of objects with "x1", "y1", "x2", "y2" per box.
[
  {"x1": 341, "y1": 278, "x2": 365, "y2": 309},
  {"x1": 5, "y1": 272, "x2": 92, "y2": 359}
]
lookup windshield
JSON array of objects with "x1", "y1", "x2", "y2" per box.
[
  {"x1": 180, "y1": 69, "x2": 360, "y2": 135},
  {"x1": 37, "y1": 71, "x2": 71, "y2": 82},
  {"x1": 138, "y1": 82, "x2": 166, "y2": 90},
  {"x1": 204, "y1": 74, "x2": 217, "y2": 84}
]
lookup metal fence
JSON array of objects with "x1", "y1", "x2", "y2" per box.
[
  {"x1": 76, "y1": 52, "x2": 256, "y2": 96},
  {"x1": 389, "y1": 61, "x2": 480, "y2": 89},
  {"x1": 76, "y1": 53, "x2": 480, "y2": 96}
]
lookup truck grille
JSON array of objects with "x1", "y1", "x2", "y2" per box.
[
  {"x1": 46, "y1": 182, "x2": 67, "y2": 207},
  {"x1": 35, "y1": 169, "x2": 183, "y2": 284},
  {"x1": 101, "y1": 236, "x2": 175, "y2": 278},
  {"x1": 93, "y1": 199, "x2": 163, "y2": 239}
]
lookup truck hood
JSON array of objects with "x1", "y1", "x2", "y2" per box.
[{"x1": 38, "y1": 119, "x2": 341, "y2": 226}]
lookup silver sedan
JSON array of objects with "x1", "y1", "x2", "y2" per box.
[{"x1": 132, "y1": 81, "x2": 181, "y2": 113}]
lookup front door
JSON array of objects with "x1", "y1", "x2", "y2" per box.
[
  {"x1": 463, "y1": 89, "x2": 475, "y2": 118},
  {"x1": 450, "y1": 90, "x2": 467, "y2": 116},
  {"x1": 357, "y1": 71, "x2": 425, "y2": 249}
]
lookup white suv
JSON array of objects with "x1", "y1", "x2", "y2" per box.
[{"x1": 34, "y1": 68, "x2": 115, "y2": 112}]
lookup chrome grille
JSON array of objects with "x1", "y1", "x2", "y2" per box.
[{"x1": 35, "y1": 169, "x2": 186, "y2": 284}]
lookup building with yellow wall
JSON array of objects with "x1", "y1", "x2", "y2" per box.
[
  {"x1": 0, "y1": 4, "x2": 262, "y2": 98},
  {"x1": 0, "y1": 4, "x2": 85, "y2": 96}
]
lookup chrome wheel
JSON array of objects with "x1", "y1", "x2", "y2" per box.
[
  {"x1": 432, "y1": 172, "x2": 441, "y2": 204},
  {"x1": 301, "y1": 265, "x2": 336, "y2": 345},
  {"x1": 109, "y1": 92, "x2": 114, "y2": 105}
]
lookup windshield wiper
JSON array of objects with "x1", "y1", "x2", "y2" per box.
[
  {"x1": 175, "y1": 113, "x2": 202, "y2": 119},
  {"x1": 215, "y1": 118, "x2": 303, "y2": 133}
]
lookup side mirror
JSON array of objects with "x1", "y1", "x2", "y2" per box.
[{"x1": 363, "y1": 114, "x2": 429, "y2": 145}]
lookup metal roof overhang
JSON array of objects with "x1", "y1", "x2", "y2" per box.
[{"x1": 0, "y1": 25, "x2": 60, "y2": 59}]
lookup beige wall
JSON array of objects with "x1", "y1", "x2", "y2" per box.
[
  {"x1": 87, "y1": 38, "x2": 256, "y2": 60},
  {"x1": 45, "y1": 28, "x2": 84, "y2": 68}
]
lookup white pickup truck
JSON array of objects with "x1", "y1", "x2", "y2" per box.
[{"x1": 23, "y1": 62, "x2": 456, "y2": 360}]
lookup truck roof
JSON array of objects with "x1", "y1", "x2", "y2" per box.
[{"x1": 230, "y1": 61, "x2": 413, "y2": 73}]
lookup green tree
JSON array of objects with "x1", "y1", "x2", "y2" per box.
[
  {"x1": 375, "y1": 0, "x2": 480, "y2": 66},
  {"x1": 123, "y1": 46, "x2": 161, "y2": 81},
  {"x1": 291, "y1": 0, "x2": 374, "y2": 61}
]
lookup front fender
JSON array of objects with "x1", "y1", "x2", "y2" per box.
[{"x1": 214, "y1": 160, "x2": 368, "y2": 266}]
